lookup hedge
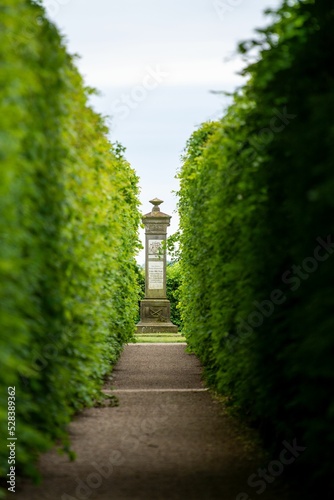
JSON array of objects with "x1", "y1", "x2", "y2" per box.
[
  {"x1": 177, "y1": 0, "x2": 334, "y2": 496},
  {"x1": 0, "y1": 0, "x2": 141, "y2": 485},
  {"x1": 166, "y1": 262, "x2": 183, "y2": 329}
]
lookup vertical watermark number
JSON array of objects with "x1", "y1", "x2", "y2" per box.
[{"x1": 7, "y1": 386, "x2": 16, "y2": 493}]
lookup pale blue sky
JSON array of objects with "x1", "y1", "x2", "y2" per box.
[{"x1": 44, "y1": 0, "x2": 281, "y2": 262}]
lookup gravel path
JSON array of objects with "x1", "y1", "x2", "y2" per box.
[{"x1": 15, "y1": 344, "x2": 292, "y2": 500}]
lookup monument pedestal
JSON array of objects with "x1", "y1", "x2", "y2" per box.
[
  {"x1": 136, "y1": 198, "x2": 178, "y2": 334},
  {"x1": 136, "y1": 299, "x2": 178, "y2": 333}
]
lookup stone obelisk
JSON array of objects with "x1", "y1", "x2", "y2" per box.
[{"x1": 136, "y1": 198, "x2": 178, "y2": 333}]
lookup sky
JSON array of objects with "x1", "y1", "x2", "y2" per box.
[{"x1": 44, "y1": 0, "x2": 282, "y2": 263}]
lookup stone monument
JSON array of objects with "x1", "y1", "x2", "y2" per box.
[{"x1": 136, "y1": 198, "x2": 178, "y2": 333}]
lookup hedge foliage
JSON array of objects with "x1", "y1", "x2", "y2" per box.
[
  {"x1": 178, "y1": 0, "x2": 334, "y2": 495},
  {"x1": 0, "y1": 0, "x2": 140, "y2": 482},
  {"x1": 166, "y1": 262, "x2": 183, "y2": 328}
]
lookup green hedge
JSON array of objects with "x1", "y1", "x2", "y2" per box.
[
  {"x1": 166, "y1": 262, "x2": 183, "y2": 329},
  {"x1": 0, "y1": 0, "x2": 140, "y2": 484},
  {"x1": 178, "y1": 1, "x2": 334, "y2": 496}
]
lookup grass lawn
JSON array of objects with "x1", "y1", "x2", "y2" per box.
[{"x1": 131, "y1": 333, "x2": 186, "y2": 343}]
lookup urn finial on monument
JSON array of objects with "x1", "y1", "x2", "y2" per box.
[
  {"x1": 136, "y1": 198, "x2": 178, "y2": 334},
  {"x1": 149, "y1": 198, "x2": 163, "y2": 212}
]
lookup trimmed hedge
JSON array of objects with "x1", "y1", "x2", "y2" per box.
[
  {"x1": 177, "y1": 0, "x2": 334, "y2": 496},
  {"x1": 0, "y1": 0, "x2": 140, "y2": 484},
  {"x1": 166, "y1": 262, "x2": 183, "y2": 329}
]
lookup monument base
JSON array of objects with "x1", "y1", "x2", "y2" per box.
[
  {"x1": 136, "y1": 323, "x2": 179, "y2": 334},
  {"x1": 136, "y1": 299, "x2": 178, "y2": 333}
]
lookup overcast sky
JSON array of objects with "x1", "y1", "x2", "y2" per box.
[{"x1": 44, "y1": 0, "x2": 282, "y2": 262}]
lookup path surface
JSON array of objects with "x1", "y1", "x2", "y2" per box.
[{"x1": 15, "y1": 344, "x2": 292, "y2": 500}]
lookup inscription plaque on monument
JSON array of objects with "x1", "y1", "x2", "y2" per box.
[
  {"x1": 136, "y1": 198, "x2": 178, "y2": 333},
  {"x1": 148, "y1": 240, "x2": 163, "y2": 258},
  {"x1": 148, "y1": 261, "x2": 163, "y2": 289}
]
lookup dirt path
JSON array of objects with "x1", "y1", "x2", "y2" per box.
[{"x1": 15, "y1": 344, "x2": 292, "y2": 500}]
